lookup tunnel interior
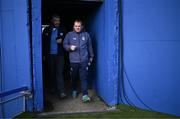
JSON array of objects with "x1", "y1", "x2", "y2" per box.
[
  {"x1": 41, "y1": 0, "x2": 109, "y2": 113},
  {"x1": 42, "y1": 0, "x2": 103, "y2": 31}
]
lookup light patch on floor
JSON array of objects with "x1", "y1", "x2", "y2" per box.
[{"x1": 39, "y1": 90, "x2": 110, "y2": 116}]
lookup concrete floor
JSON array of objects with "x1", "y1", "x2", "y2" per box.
[{"x1": 39, "y1": 90, "x2": 109, "y2": 116}]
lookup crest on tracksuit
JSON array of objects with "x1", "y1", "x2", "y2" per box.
[
  {"x1": 82, "y1": 36, "x2": 85, "y2": 41},
  {"x1": 60, "y1": 32, "x2": 63, "y2": 36}
]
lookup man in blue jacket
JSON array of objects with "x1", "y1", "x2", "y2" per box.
[{"x1": 63, "y1": 20, "x2": 94, "y2": 102}]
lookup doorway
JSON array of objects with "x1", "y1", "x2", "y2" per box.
[{"x1": 41, "y1": 0, "x2": 109, "y2": 114}]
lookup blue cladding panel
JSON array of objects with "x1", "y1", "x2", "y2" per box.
[
  {"x1": 122, "y1": 0, "x2": 180, "y2": 116},
  {"x1": 0, "y1": 0, "x2": 32, "y2": 118},
  {"x1": 31, "y1": 0, "x2": 43, "y2": 111},
  {"x1": 89, "y1": 0, "x2": 119, "y2": 105}
]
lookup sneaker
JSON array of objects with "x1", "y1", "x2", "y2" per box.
[
  {"x1": 72, "y1": 91, "x2": 77, "y2": 98},
  {"x1": 61, "y1": 93, "x2": 67, "y2": 98},
  {"x1": 82, "y1": 95, "x2": 91, "y2": 103}
]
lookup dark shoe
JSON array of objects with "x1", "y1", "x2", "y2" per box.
[{"x1": 58, "y1": 93, "x2": 67, "y2": 99}]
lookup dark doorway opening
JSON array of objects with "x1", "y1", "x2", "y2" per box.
[
  {"x1": 42, "y1": 0, "x2": 103, "y2": 31},
  {"x1": 41, "y1": 0, "x2": 108, "y2": 115}
]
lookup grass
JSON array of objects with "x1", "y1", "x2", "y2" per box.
[{"x1": 16, "y1": 104, "x2": 180, "y2": 118}]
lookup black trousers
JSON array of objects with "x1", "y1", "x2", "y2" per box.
[
  {"x1": 48, "y1": 54, "x2": 65, "y2": 93},
  {"x1": 70, "y1": 62, "x2": 89, "y2": 95}
]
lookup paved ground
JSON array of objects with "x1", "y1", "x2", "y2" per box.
[{"x1": 39, "y1": 90, "x2": 109, "y2": 116}]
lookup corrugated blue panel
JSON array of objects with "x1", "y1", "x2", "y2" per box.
[
  {"x1": 89, "y1": 0, "x2": 119, "y2": 105},
  {"x1": 31, "y1": 0, "x2": 43, "y2": 111},
  {"x1": 0, "y1": 0, "x2": 32, "y2": 118},
  {"x1": 122, "y1": 0, "x2": 180, "y2": 116}
]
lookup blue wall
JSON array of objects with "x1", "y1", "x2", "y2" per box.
[
  {"x1": 1, "y1": 0, "x2": 180, "y2": 117},
  {"x1": 0, "y1": 0, "x2": 32, "y2": 117},
  {"x1": 31, "y1": 0, "x2": 43, "y2": 111},
  {"x1": 89, "y1": 0, "x2": 120, "y2": 105},
  {"x1": 122, "y1": 0, "x2": 180, "y2": 116}
]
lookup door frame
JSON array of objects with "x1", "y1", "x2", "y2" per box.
[
  {"x1": 31, "y1": 0, "x2": 44, "y2": 111},
  {"x1": 30, "y1": 0, "x2": 122, "y2": 111}
]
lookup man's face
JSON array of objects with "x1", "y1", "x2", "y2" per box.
[
  {"x1": 52, "y1": 18, "x2": 60, "y2": 27},
  {"x1": 74, "y1": 22, "x2": 82, "y2": 33}
]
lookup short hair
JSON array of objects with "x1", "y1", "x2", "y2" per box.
[
  {"x1": 74, "y1": 19, "x2": 83, "y2": 25},
  {"x1": 51, "y1": 14, "x2": 60, "y2": 20}
]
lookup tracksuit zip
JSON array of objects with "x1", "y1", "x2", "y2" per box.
[{"x1": 78, "y1": 34, "x2": 81, "y2": 62}]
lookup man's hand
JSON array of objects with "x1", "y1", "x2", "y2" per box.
[
  {"x1": 89, "y1": 57, "x2": 93, "y2": 63},
  {"x1": 57, "y1": 38, "x2": 62, "y2": 44},
  {"x1": 70, "y1": 45, "x2": 77, "y2": 51},
  {"x1": 88, "y1": 58, "x2": 93, "y2": 66}
]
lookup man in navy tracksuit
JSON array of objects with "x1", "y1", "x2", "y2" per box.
[
  {"x1": 63, "y1": 20, "x2": 94, "y2": 102},
  {"x1": 42, "y1": 15, "x2": 66, "y2": 99}
]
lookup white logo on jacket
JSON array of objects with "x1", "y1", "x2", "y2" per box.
[
  {"x1": 60, "y1": 33, "x2": 63, "y2": 36},
  {"x1": 82, "y1": 36, "x2": 85, "y2": 41}
]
